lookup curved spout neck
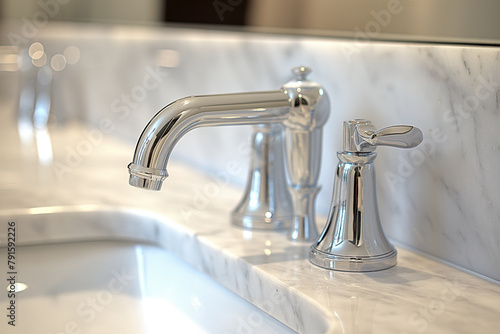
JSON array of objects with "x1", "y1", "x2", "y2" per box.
[{"x1": 128, "y1": 90, "x2": 290, "y2": 190}]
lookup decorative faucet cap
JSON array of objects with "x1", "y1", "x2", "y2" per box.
[
  {"x1": 281, "y1": 66, "x2": 330, "y2": 129},
  {"x1": 292, "y1": 66, "x2": 312, "y2": 81}
]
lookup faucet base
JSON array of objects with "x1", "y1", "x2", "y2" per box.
[{"x1": 309, "y1": 247, "x2": 397, "y2": 272}]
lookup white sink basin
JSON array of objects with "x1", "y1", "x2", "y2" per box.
[{"x1": 0, "y1": 209, "x2": 295, "y2": 334}]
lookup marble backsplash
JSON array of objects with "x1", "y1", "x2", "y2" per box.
[{"x1": 5, "y1": 22, "x2": 500, "y2": 281}]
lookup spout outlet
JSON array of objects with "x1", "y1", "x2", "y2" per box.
[{"x1": 128, "y1": 163, "x2": 169, "y2": 190}]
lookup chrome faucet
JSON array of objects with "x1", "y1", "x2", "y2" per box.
[
  {"x1": 310, "y1": 119, "x2": 423, "y2": 271},
  {"x1": 128, "y1": 66, "x2": 330, "y2": 241}
]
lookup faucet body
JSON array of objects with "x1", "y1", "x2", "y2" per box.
[
  {"x1": 231, "y1": 124, "x2": 293, "y2": 230},
  {"x1": 128, "y1": 67, "x2": 329, "y2": 241},
  {"x1": 310, "y1": 119, "x2": 423, "y2": 271}
]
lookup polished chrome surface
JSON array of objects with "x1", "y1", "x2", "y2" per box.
[
  {"x1": 282, "y1": 66, "x2": 328, "y2": 242},
  {"x1": 310, "y1": 119, "x2": 423, "y2": 271},
  {"x1": 128, "y1": 66, "x2": 330, "y2": 241},
  {"x1": 231, "y1": 124, "x2": 293, "y2": 230},
  {"x1": 288, "y1": 185, "x2": 320, "y2": 241},
  {"x1": 128, "y1": 90, "x2": 290, "y2": 190},
  {"x1": 343, "y1": 119, "x2": 423, "y2": 153}
]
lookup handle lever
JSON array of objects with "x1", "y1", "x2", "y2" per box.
[{"x1": 344, "y1": 119, "x2": 423, "y2": 153}]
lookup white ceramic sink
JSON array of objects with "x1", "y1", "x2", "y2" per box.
[{"x1": 0, "y1": 209, "x2": 296, "y2": 334}]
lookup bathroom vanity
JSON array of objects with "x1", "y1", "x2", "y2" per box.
[{"x1": 0, "y1": 22, "x2": 499, "y2": 333}]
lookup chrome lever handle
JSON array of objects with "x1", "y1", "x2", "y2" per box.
[
  {"x1": 310, "y1": 118, "x2": 423, "y2": 271},
  {"x1": 344, "y1": 119, "x2": 423, "y2": 153}
]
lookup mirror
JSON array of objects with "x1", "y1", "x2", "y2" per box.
[{"x1": 1, "y1": 0, "x2": 499, "y2": 45}]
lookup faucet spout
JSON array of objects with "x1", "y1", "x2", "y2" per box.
[
  {"x1": 128, "y1": 90, "x2": 290, "y2": 190},
  {"x1": 128, "y1": 66, "x2": 330, "y2": 242}
]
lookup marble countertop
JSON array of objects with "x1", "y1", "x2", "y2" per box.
[{"x1": 1, "y1": 115, "x2": 499, "y2": 334}]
